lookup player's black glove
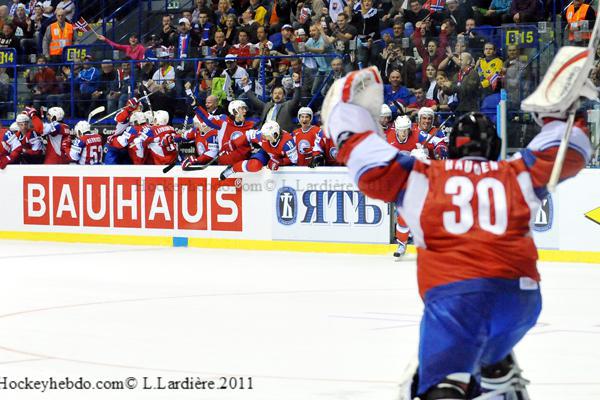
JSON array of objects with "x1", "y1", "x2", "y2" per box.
[{"x1": 309, "y1": 154, "x2": 324, "y2": 168}]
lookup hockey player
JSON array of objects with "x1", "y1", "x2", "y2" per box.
[
  {"x1": 220, "y1": 120, "x2": 297, "y2": 179},
  {"x1": 14, "y1": 114, "x2": 44, "y2": 164},
  {"x1": 0, "y1": 122, "x2": 22, "y2": 169},
  {"x1": 65, "y1": 121, "x2": 104, "y2": 164},
  {"x1": 24, "y1": 106, "x2": 71, "y2": 164},
  {"x1": 380, "y1": 104, "x2": 394, "y2": 132},
  {"x1": 293, "y1": 107, "x2": 324, "y2": 167},
  {"x1": 314, "y1": 129, "x2": 340, "y2": 166},
  {"x1": 321, "y1": 66, "x2": 592, "y2": 399},
  {"x1": 139, "y1": 110, "x2": 179, "y2": 165},
  {"x1": 412, "y1": 107, "x2": 448, "y2": 160},
  {"x1": 104, "y1": 97, "x2": 142, "y2": 165},
  {"x1": 192, "y1": 98, "x2": 256, "y2": 166},
  {"x1": 181, "y1": 116, "x2": 219, "y2": 167}
]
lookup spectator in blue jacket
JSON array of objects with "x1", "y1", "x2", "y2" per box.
[
  {"x1": 475, "y1": 0, "x2": 512, "y2": 25},
  {"x1": 75, "y1": 55, "x2": 100, "y2": 117},
  {"x1": 384, "y1": 69, "x2": 415, "y2": 115}
]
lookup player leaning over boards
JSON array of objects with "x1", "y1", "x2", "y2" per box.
[{"x1": 321, "y1": 63, "x2": 593, "y2": 398}]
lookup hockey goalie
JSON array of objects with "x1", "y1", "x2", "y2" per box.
[{"x1": 320, "y1": 43, "x2": 595, "y2": 399}]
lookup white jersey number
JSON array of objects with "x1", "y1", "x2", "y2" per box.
[{"x1": 443, "y1": 177, "x2": 508, "y2": 235}]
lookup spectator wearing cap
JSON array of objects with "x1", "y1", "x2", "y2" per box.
[
  {"x1": 159, "y1": 14, "x2": 177, "y2": 48},
  {"x1": 96, "y1": 33, "x2": 147, "y2": 60},
  {"x1": 222, "y1": 54, "x2": 249, "y2": 98},
  {"x1": 148, "y1": 49, "x2": 176, "y2": 117},
  {"x1": 223, "y1": 13, "x2": 239, "y2": 45},
  {"x1": 174, "y1": 16, "x2": 201, "y2": 98},
  {"x1": 12, "y1": 4, "x2": 28, "y2": 36},
  {"x1": 240, "y1": 73, "x2": 302, "y2": 133},
  {"x1": 75, "y1": 55, "x2": 100, "y2": 117},
  {"x1": 42, "y1": 7, "x2": 75, "y2": 63},
  {"x1": 92, "y1": 60, "x2": 120, "y2": 114},
  {"x1": 273, "y1": 24, "x2": 298, "y2": 55}
]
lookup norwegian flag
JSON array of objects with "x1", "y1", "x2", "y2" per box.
[
  {"x1": 488, "y1": 72, "x2": 501, "y2": 90},
  {"x1": 74, "y1": 17, "x2": 91, "y2": 32},
  {"x1": 423, "y1": 0, "x2": 446, "y2": 12}
]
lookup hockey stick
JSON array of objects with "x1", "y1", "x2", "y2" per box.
[
  {"x1": 162, "y1": 114, "x2": 190, "y2": 174},
  {"x1": 93, "y1": 92, "x2": 155, "y2": 125},
  {"x1": 87, "y1": 106, "x2": 105, "y2": 123},
  {"x1": 181, "y1": 153, "x2": 221, "y2": 171},
  {"x1": 546, "y1": 13, "x2": 600, "y2": 192}
]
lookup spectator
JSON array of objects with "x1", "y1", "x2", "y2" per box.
[
  {"x1": 17, "y1": 4, "x2": 39, "y2": 62},
  {"x1": 267, "y1": 0, "x2": 292, "y2": 32},
  {"x1": 144, "y1": 34, "x2": 161, "y2": 59},
  {"x1": 0, "y1": 5, "x2": 11, "y2": 32},
  {"x1": 159, "y1": 14, "x2": 177, "y2": 48},
  {"x1": 441, "y1": 0, "x2": 473, "y2": 34},
  {"x1": 0, "y1": 23, "x2": 20, "y2": 50},
  {"x1": 97, "y1": 33, "x2": 147, "y2": 60},
  {"x1": 290, "y1": 57, "x2": 314, "y2": 100},
  {"x1": 476, "y1": 42, "x2": 503, "y2": 94},
  {"x1": 241, "y1": 73, "x2": 301, "y2": 132},
  {"x1": 322, "y1": 13, "x2": 356, "y2": 71},
  {"x1": 304, "y1": 24, "x2": 331, "y2": 93},
  {"x1": 509, "y1": 0, "x2": 542, "y2": 23},
  {"x1": 248, "y1": 0, "x2": 268, "y2": 25},
  {"x1": 406, "y1": 86, "x2": 438, "y2": 116},
  {"x1": 222, "y1": 53, "x2": 249, "y2": 98},
  {"x1": 433, "y1": 71, "x2": 451, "y2": 111},
  {"x1": 211, "y1": 30, "x2": 230, "y2": 59},
  {"x1": 354, "y1": 0, "x2": 382, "y2": 67},
  {"x1": 502, "y1": 44, "x2": 528, "y2": 106},
  {"x1": 413, "y1": 20, "x2": 449, "y2": 83},
  {"x1": 384, "y1": 69, "x2": 415, "y2": 114},
  {"x1": 148, "y1": 50, "x2": 176, "y2": 118},
  {"x1": 251, "y1": 25, "x2": 273, "y2": 71},
  {"x1": 215, "y1": 0, "x2": 236, "y2": 28},
  {"x1": 229, "y1": 29, "x2": 256, "y2": 69},
  {"x1": 445, "y1": 51, "x2": 481, "y2": 113},
  {"x1": 25, "y1": 55, "x2": 61, "y2": 109},
  {"x1": 196, "y1": 8, "x2": 216, "y2": 48},
  {"x1": 11, "y1": 4, "x2": 28, "y2": 37},
  {"x1": 438, "y1": 39, "x2": 467, "y2": 78},
  {"x1": 475, "y1": 0, "x2": 512, "y2": 26},
  {"x1": 381, "y1": 1, "x2": 405, "y2": 26},
  {"x1": 192, "y1": 0, "x2": 213, "y2": 24},
  {"x1": 197, "y1": 57, "x2": 222, "y2": 95},
  {"x1": 75, "y1": 55, "x2": 100, "y2": 117},
  {"x1": 8, "y1": 0, "x2": 21, "y2": 18},
  {"x1": 562, "y1": 0, "x2": 596, "y2": 44},
  {"x1": 423, "y1": 63, "x2": 439, "y2": 99},
  {"x1": 460, "y1": 18, "x2": 485, "y2": 55},
  {"x1": 273, "y1": 24, "x2": 299, "y2": 55},
  {"x1": 117, "y1": 61, "x2": 134, "y2": 109},
  {"x1": 42, "y1": 8, "x2": 75, "y2": 63},
  {"x1": 240, "y1": 7, "x2": 259, "y2": 42},
  {"x1": 93, "y1": 60, "x2": 119, "y2": 114},
  {"x1": 55, "y1": 0, "x2": 76, "y2": 22},
  {"x1": 174, "y1": 17, "x2": 200, "y2": 99},
  {"x1": 404, "y1": 0, "x2": 430, "y2": 26},
  {"x1": 40, "y1": 0, "x2": 54, "y2": 19},
  {"x1": 223, "y1": 13, "x2": 239, "y2": 45},
  {"x1": 381, "y1": 43, "x2": 417, "y2": 88}
]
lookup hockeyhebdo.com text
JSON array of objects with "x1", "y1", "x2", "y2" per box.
[{"x1": 129, "y1": 178, "x2": 357, "y2": 193}]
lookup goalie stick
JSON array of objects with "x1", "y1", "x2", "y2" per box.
[{"x1": 521, "y1": 13, "x2": 600, "y2": 192}]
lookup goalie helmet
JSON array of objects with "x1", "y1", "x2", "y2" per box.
[
  {"x1": 154, "y1": 110, "x2": 169, "y2": 126},
  {"x1": 129, "y1": 111, "x2": 147, "y2": 126},
  {"x1": 144, "y1": 110, "x2": 155, "y2": 125},
  {"x1": 47, "y1": 107, "x2": 65, "y2": 122},
  {"x1": 73, "y1": 120, "x2": 91, "y2": 137},
  {"x1": 261, "y1": 120, "x2": 281, "y2": 145},
  {"x1": 228, "y1": 100, "x2": 247, "y2": 116},
  {"x1": 394, "y1": 115, "x2": 412, "y2": 143},
  {"x1": 297, "y1": 106, "x2": 313, "y2": 121},
  {"x1": 449, "y1": 112, "x2": 500, "y2": 160}
]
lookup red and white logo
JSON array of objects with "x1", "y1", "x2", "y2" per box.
[{"x1": 23, "y1": 176, "x2": 243, "y2": 232}]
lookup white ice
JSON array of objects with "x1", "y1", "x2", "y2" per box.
[{"x1": 0, "y1": 241, "x2": 598, "y2": 400}]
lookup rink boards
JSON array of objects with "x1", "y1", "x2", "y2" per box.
[{"x1": 0, "y1": 165, "x2": 599, "y2": 262}]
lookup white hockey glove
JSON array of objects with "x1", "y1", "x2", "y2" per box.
[
  {"x1": 521, "y1": 46, "x2": 598, "y2": 125},
  {"x1": 410, "y1": 143, "x2": 429, "y2": 161},
  {"x1": 321, "y1": 67, "x2": 384, "y2": 149}
]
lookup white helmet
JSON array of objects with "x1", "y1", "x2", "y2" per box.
[
  {"x1": 9, "y1": 122, "x2": 19, "y2": 132},
  {"x1": 261, "y1": 120, "x2": 281, "y2": 144},
  {"x1": 144, "y1": 110, "x2": 155, "y2": 125},
  {"x1": 417, "y1": 107, "x2": 435, "y2": 120},
  {"x1": 154, "y1": 110, "x2": 169, "y2": 126},
  {"x1": 380, "y1": 104, "x2": 392, "y2": 118},
  {"x1": 16, "y1": 114, "x2": 30, "y2": 124},
  {"x1": 130, "y1": 111, "x2": 147, "y2": 126},
  {"x1": 394, "y1": 115, "x2": 412, "y2": 143},
  {"x1": 297, "y1": 106, "x2": 313, "y2": 121},
  {"x1": 228, "y1": 100, "x2": 247, "y2": 116},
  {"x1": 74, "y1": 120, "x2": 91, "y2": 137},
  {"x1": 47, "y1": 107, "x2": 65, "y2": 122}
]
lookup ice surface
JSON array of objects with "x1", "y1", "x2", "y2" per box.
[{"x1": 0, "y1": 241, "x2": 598, "y2": 399}]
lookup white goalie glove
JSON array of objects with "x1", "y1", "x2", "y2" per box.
[
  {"x1": 321, "y1": 67, "x2": 384, "y2": 148},
  {"x1": 521, "y1": 27, "x2": 600, "y2": 125}
]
